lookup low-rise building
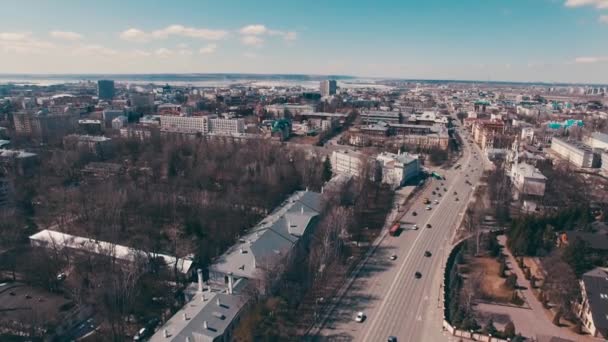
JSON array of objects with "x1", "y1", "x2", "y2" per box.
[
  {"x1": 209, "y1": 190, "x2": 321, "y2": 291},
  {"x1": 102, "y1": 109, "x2": 124, "y2": 127},
  {"x1": 160, "y1": 115, "x2": 208, "y2": 134},
  {"x1": 586, "y1": 132, "x2": 608, "y2": 150},
  {"x1": 550, "y1": 137, "x2": 597, "y2": 168},
  {"x1": 63, "y1": 134, "x2": 112, "y2": 156},
  {"x1": 361, "y1": 111, "x2": 401, "y2": 124},
  {"x1": 0, "y1": 149, "x2": 38, "y2": 175},
  {"x1": 510, "y1": 162, "x2": 546, "y2": 199},
  {"x1": 577, "y1": 267, "x2": 608, "y2": 339},
  {"x1": 376, "y1": 151, "x2": 420, "y2": 188},
  {"x1": 29, "y1": 229, "x2": 193, "y2": 275}
]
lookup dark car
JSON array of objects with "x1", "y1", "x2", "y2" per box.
[
  {"x1": 424, "y1": 251, "x2": 432, "y2": 257},
  {"x1": 426, "y1": 223, "x2": 432, "y2": 228},
  {"x1": 415, "y1": 272, "x2": 422, "y2": 279},
  {"x1": 432, "y1": 191, "x2": 436, "y2": 195},
  {"x1": 412, "y1": 211, "x2": 417, "y2": 216},
  {"x1": 454, "y1": 191, "x2": 458, "y2": 195},
  {"x1": 444, "y1": 187, "x2": 447, "y2": 191},
  {"x1": 388, "y1": 337, "x2": 398, "y2": 342}
]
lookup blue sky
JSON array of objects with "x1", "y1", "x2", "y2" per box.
[{"x1": 0, "y1": 0, "x2": 607, "y2": 83}]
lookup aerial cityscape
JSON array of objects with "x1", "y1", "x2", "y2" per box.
[{"x1": 1, "y1": 1, "x2": 608, "y2": 342}]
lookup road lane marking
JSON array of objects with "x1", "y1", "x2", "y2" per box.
[{"x1": 362, "y1": 146, "x2": 475, "y2": 341}]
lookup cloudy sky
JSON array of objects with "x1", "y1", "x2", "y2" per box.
[{"x1": 0, "y1": 0, "x2": 607, "y2": 83}]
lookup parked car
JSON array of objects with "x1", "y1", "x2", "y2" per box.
[
  {"x1": 355, "y1": 311, "x2": 366, "y2": 323},
  {"x1": 414, "y1": 272, "x2": 422, "y2": 279}
]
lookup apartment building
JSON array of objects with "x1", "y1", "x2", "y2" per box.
[
  {"x1": 160, "y1": 115, "x2": 209, "y2": 134},
  {"x1": 586, "y1": 132, "x2": 608, "y2": 150}
]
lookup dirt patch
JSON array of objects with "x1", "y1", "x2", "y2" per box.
[{"x1": 468, "y1": 257, "x2": 514, "y2": 303}]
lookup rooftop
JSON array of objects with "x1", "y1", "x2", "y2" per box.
[
  {"x1": 514, "y1": 162, "x2": 546, "y2": 180},
  {"x1": 0, "y1": 149, "x2": 37, "y2": 159},
  {"x1": 29, "y1": 229, "x2": 193, "y2": 274},
  {"x1": 591, "y1": 131, "x2": 608, "y2": 144},
  {"x1": 150, "y1": 291, "x2": 247, "y2": 342},
  {"x1": 210, "y1": 190, "x2": 321, "y2": 279}
]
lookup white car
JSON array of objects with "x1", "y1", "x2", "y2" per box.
[
  {"x1": 355, "y1": 311, "x2": 366, "y2": 322},
  {"x1": 434, "y1": 200, "x2": 439, "y2": 204},
  {"x1": 426, "y1": 206, "x2": 432, "y2": 210},
  {"x1": 412, "y1": 224, "x2": 418, "y2": 230},
  {"x1": 389, "y1": 254, "x2": 397, "y2": 260}
]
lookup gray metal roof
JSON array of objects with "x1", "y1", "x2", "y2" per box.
[
  {"x1": 591, "y1": 131, "x2": 608, "y2": 144},
  {"x1": 581, "y1": 268, "x2": 608, "y2": 334},
  {"x1": 149, "y1": 291, "x2": 247, "y2": 342},
  {"x1": 210, "y1": 190, "x2": 321, "y2": 279}
]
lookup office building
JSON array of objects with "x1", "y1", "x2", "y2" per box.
[
  {"x1": 551, "y1": 137, "x2": 598, "y2": 168},
  {"x1": 209, "y1": 117, "x2": 244, "y2": 135},
  {"x1": 97, "y1": 80, "x2": 115, "y2": 100},
  {"x1": 102, "y1": 109, "x2": 124, "y2": 128},
  {"x1": 331, "y1": 150, "x2": 364, "y2": 177},
  {"x1": 160, "y1": 115, "x2": 208, "y2": 134},
  {"x1": 320, "y1": 80, "x2": 337, "y2": 97},
  {"x1": 111, "y1": 116, "x2": 128, "y2": 130}
]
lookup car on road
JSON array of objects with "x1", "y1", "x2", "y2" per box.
[
  {"x1": 426, "y1": 223, "x2": 432, "y2": 228},
  {"x1": 444, "y1": 187, "x2": 447, "y2": 191},
  {"x1": 426, "y1": 206, "x2": 431, "y2": 210},
  {"x1": 388, "y1": 337, "x2": 398, "y2": 342},
  {"x1": 414, "y1": 271, "x2": 422, "y2": 279},
  {"x1": 455, "y1": 197, "x2": 459, "y2": 201},
  {"x1": 424, "y1": 251, "x2": 432, "y2": 257},
  {"x1": 412, "y1": 224, "x2": 418, "y2": 230},
  {"x1": 454, "y1": 191, "x2": 458, "y2": 195},
  {"x1": 355, "y1": 311, "x2": 366, "y2": 323},
  {"x1": 412, "y1": 211, "x2": 417, "y2": 216},
  {"x1": 389, "y1": 254, "x2": 397, "y2": 260},
  {"x1": 434, "y1": 199, "x2": 439, "y2": 204},
  {"x1": 432, "y1": 191, "x2": 436, "y2": 195}
]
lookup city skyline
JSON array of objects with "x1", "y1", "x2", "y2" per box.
[{"x1": 0, "y1": 0, "x2": 608, "y2": 83}]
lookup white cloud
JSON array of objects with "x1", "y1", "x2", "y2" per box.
[
  {"x1": 241, "y1": 35, "x2": 264, "y2": 47},
  {"x1": 155, "y1": 48, "x2": 173, "y2": 57},
  {"x1": 120, "y1": 25, "x2": 228, "y2": 42},
  {"x1": 120, "y1": 28, "x2": 149, "y2": 42},
  {"x1": 564, "y1": 0, "x2": 608, "y2": 9},
  {"x1": 151, "y1": 25, "x2": 228, "y2": 40},
  {"x1": 199, "y1": 43, "x2": 217, "y2": 54},
  {"x1": 73, "y1": 44, "x2": 118, "y2": 56},
  {"x1": 575, "y1": 56, "x2": 608, "y2": 63},
  {"x1": 50, "y1": 30, "x2": 83, "y2": 41},
  {"x1": 243, "y1": 52, "x2": 258, "y2": 58},
  {"x1": 600, "y1": 15, "x2": 608, "y2": 23},
  {"x1": 0, "y1": 32, "x2": 55, "y2": 54},
  {"x1": 0, "y1": 32, "x2": 30, "y2": 41},
  {"x1": 238, "y1": 24, "x2": 297, "y2": 45}
]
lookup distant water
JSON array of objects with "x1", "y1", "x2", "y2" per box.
[{"x1": 0, "y1": 73, "x2": 356, "y2": 87}]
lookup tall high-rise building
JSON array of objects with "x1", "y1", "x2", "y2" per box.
[
  {"x1": 98, "y1": 80, "x2": 115, "y2": 100},
  {"x1": 320, "y1": 80, "x2": 337, "y2": 97}
]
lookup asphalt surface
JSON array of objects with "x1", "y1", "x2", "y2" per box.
[{"x1": 317, "y1": 128, "x2": 485, "y2": 342}]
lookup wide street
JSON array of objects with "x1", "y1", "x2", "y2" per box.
[{"x1": 315, "y1": 126, "x2": 486, "y2": 342}]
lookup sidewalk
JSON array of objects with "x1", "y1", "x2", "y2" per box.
[{"x1": 476, "y1": 236, "x2": 587, "y2": 341}]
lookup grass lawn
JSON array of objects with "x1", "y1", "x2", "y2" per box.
[{"x1": 469, "y1": 256, "x2": 514, "y2": 303}]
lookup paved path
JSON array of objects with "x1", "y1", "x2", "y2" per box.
[{"x1": 476, "y1": 236, "x2": 588, "y2": 341}]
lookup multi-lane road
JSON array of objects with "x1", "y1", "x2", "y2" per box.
[{"x1": 315, "y1": 127, "x2": 486, "y2": 342}]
